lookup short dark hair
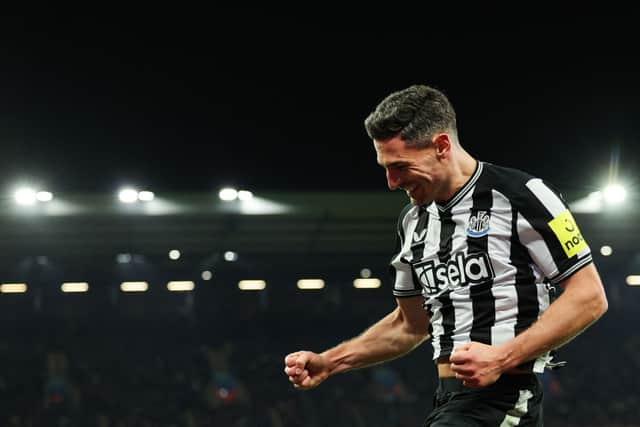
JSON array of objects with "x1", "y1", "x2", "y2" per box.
[{"x1": 364, "y1": 85, "x2": 457, "y2": 147}]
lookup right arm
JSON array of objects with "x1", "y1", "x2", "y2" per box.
[{"x1": 284, "y1": 295, "x2": 429, "y2": 389}]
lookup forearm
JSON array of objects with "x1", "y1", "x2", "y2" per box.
[
  {"x1": 500, "y1": 268, "x2": 607, "y2": 370},
  {"x1": 321, "y1": 306, "x2": 429, "y2": 376}
]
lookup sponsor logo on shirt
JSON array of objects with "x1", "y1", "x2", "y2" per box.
[
  {"x1": 412, "y1": 252, "x2": 495, "y2": 295},
  {"x1": 548, "y1": 209, "x2": 587, "y2": 258}
]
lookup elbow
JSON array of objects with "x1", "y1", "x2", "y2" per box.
[
  {"x1": 588, "y1": 286, "x2": 608, "y2": 323},
  {"x1": 596, "y1": 289, "x2": 608, "y2": 318}
]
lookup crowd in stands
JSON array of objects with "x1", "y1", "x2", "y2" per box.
[{"x1": 0, "y1": 279, "x2": 637, "y2": 427}]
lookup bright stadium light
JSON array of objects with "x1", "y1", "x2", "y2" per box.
[
  {"x1": 169, "y1": 249, "x2": 181, "y2": 260},
  {"x1": 138, "y1": 191, "x2": 155, "y2": 202},
  {"x1": 201, "y1": 270, "x2": 213, "y2": 281},
  {"x1": 224, "y1": 251, "x2": 238, "y2": 262},
  {"x1": 238, "y1": 280, "x2": 266, "y2": 290},
  {"x1": 219, "y1": 188, "x2": 238, "y2": 201},
  {"x1": 626, "y1": 275, "x2": 640, "y2": 286},
  {"x1": 36, "y1": 191, "x2": 53, "y2": 202},
  {"x1": 603, "y1": 184, "x2": 627, "y2": 204},
  {"x1": 167, "y1": 281, "x2": 195, "y2": 291},
  {"x1": 119, "y1": 188, "x2": 139, "y2": 203},
  {"x1": 353, "y1": 278, "x2": 381, "y2": 289},
  {"x1": 238, "y1": 190, "x2": 253, "y2": 201},
  {"x1": 0, "y1": 283, "x2": 28, "y2": 293},
  {"x1": 297, "y1": 279, "x2": 325, "y2": 290},
  {"x1": 14, "y1": 188, "x2": 37, "y2": 205},
  {"x1": 61, "y1": 282, "x2": 89, "y2": 293},
  {"x1": 600, "y1": 245, "x2": 613, "y2": 256},
  {"x1": 120, "y1": 281, "x2": 149, "y2": 292}
]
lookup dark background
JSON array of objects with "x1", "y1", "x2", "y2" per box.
[
  {"x1": 0, "y1": 11, "x2": 638, "y2": 427},
  {"x1": 1, "y1": 12, "x2": 638, "y2": 196}
]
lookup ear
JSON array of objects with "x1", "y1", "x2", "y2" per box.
[{"x1": 432, "y1": 133, "x2": 452, "y2": 158}]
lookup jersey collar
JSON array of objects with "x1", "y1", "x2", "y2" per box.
[{"x1": 434, "y1": 160, "x2": 483, "y2": 212}]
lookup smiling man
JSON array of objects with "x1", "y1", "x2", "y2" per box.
[{"x1": 284, "y1": 85, "x2": 608, "y2": 426}]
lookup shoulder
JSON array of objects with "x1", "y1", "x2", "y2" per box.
[
  {"x1": 480, "y1": 162, "x2": 537, "y2": 188},
  {"x1": 396, "y1": 202, "x2": 415, "y2": 230},
  {"x1": 480, "y1": 162, "x2": 566, "y2": 205}
]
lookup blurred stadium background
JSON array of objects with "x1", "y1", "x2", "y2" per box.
[{"x1": 0, "y1": 185, "x2": 638, "y2": 426}]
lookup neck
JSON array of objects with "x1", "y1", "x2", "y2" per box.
[{"x1": 436, "y1": 148, "x2": 478, "y2": 204}]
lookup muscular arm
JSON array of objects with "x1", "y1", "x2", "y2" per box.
[
  {"x1": 284, "y1": 296, "x2": 430, "y2": 389},
  {"x1": 451, "y1": 263, "x2": 608, "y2": 387},
  {"x1": 323, "y1": 295, "x2": 430, "y2": 375},
  {"x1": 501, "y1": 263, "x2": 608, "y2": 369}
]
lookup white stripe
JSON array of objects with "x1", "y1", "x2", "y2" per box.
[
  {"x1": 517, "y1": 212, "x2": 559, "y2": 281},
  {"x1": 487, "y1": 190, "x2": 518, "y2": 345},
  {"x1": 390, "y1": 253, "x2": 420, "y2": 295},
  {"x1": 530, "y1": 282, "x2": 552, "y2": 372},
  {"x1": 525, "y1": 178, "x2": 566, "y2": 216},
  {"x1": 449, "y1": 195, "x2": 475, "y2": 350},
  {"x1": 391, "y1": 208, "x2": 424, "y2": 295},
  {"x1": 536, "y1": 282, "x2": 551, "y2": 316},
  {"x1": 429, "y1": 300, "x2": 444, "y2": 358},
  {"x1": 499, "y1": 389, "x2": 534, "y2": 426},
  {"x1": 491, "y1": 284, "x2": 518, "y2": 345}
]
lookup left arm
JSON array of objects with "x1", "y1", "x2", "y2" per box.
[{"x1": 451, "y1": 263, "x2": 607, "y2": 387}]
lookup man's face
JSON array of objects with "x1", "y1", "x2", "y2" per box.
[{"x1": 374, "y1": 135, "x2": 446, "y2": 206}]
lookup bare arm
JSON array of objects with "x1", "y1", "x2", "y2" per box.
[
  {"x1": 451, "y1": 263, "x2": 608, "y2": 387},
  {"x1": 284, "y1": 295, "x2": 430, "y2": 389}
]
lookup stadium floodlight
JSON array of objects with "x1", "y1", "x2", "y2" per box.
[
  {"x1": 14, "y1": 188, "x2": 37, "y2": 205},
  {"x1": 238, "y1": 190, "x2": 253, "y2": 201},
  {"x1": 626, "y1": 275, "x2": 640, "y2": 286},
  {"x1": 600, "y1": 246, "x2": 613, "y2": 256},
  {"x1": 169, "y1": 249, "x2": 181, "y2": 260},
  {"x1": 353, "y1": 278, "x2": 381, "y2": 289},
  {"x1": 238, "y1": 280, "x2": 266, "y2": 290},
  {"x1": 167, "y1": 281, "x2": 195, "y2": 292},
  {"x1": 219, "y1": 188, "x2": 238, "y2": 201},
  {"x1": 201, "y1": 270, "x2": 213, "y2": 281},
  {"x1": 603, "y1": 184, "x2": 627, "y2": 205},
  {"x1": 36, "y1": 191, "x2": 53, "y2": 202},
  {"x1": 119, "y1": 188, "x2": 139, "y2": 203},
  {"x1": 360, "y1": 268, "x2": 372, "y2": 278},
  {"x1": 224, "y1": 251, "x2": 238, "y2": 262},
  {"x1": 120, "y1": 281, "x2": 149, "y2": 292},
  {"x1": 61, "y1": 282, "x2": 89, "y2": 293},
  {"x1": 0, "y1": 283, "x2": 28, "y2": 293},
  {"x1": 138, "y1": 191, "x2": 155, "y2": 202},
  {"x1": 297, "y1": 279, "x2": 325, "y2": 290}
]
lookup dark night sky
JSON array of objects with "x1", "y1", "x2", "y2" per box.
[{"x1": 1, "y1": 13, "x2": 638, "y2": 198}]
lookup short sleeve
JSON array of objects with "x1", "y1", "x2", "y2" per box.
[{"x1": 514, "y1": 178, "x2": 592, "y2": 284}]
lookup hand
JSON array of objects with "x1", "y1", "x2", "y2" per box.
[
  {"x1": 284, "y1": 350, "x2": 330, "y2": 390},
  {"x1": 449, "y1": 342, "x2": 507, "y2": 388}
]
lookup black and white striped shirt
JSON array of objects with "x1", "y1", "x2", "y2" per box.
[{"x1": 390, "y1": 161, "x2": 592, "y2": 372}]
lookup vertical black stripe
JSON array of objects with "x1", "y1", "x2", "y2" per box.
[
  {"x1": 437, "y1": 210, "x2": 456, "y2": 355},
  {"x1": 467, "y1": 182, "x2": 495, "y2": 344},
  {"x1": 511, "y1": 208, "x2": 540, "y2": 372},
  {"x1": 409, "y1": 208, "x2": 430, "y2": 286},
  {"x1": 410, "y1": 207, "x2": 429, "y2": 260},
  {"x1": 511, "y1": 209, "x2": 539, "y2": 335}
]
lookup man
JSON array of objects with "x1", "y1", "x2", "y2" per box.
[{"x1": 284, "y1": 85, "x2": 608, "y2": 425}]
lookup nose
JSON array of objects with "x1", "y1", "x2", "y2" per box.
[{"x1": 386, "y1": 169, "x2": 400, "y2": 190}]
